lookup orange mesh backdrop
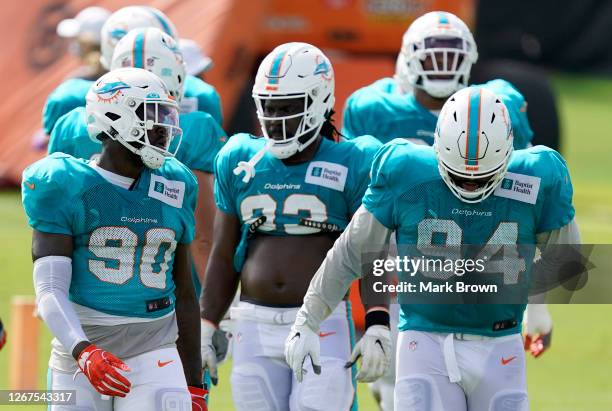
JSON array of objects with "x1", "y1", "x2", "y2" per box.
[
  {"x1": 0, "y1": 0, "x2": 266, "y2": 185},
  {"x1": 0, "y1": 0, "x2": 473, "y2": 185}
]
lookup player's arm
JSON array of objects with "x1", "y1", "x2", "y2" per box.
[
  {"x1": 172, "y1": 242, "x2": 205, "y2": 398},
  {"x1": 199, "y1": 209, "x2": 241, "y2": 384},
  {"x1": 526, "y1": 218, "x2": 581, "y2": 357},
  {"x1": 285, "y1": 205, "x2": 393, "y2": 382},
  {"x1": 191, "y1": 171, "x2": 215, "y2": 286},
  {"x1": 32, "y1": 230, "x2": 131, "y2": 397}
]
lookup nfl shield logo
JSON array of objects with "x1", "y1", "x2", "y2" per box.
[{"x1": 409, "y1": 340, "x2": 418, "y2": 351}]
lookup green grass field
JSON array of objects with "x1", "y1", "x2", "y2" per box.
[{"x1": 1, "y1": 74, "x2": 611, "y2": 410}]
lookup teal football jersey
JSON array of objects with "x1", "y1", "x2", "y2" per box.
[
  {"x1": 183, "y1": 75, "x2": 223, "y2": 125},
  {"x1": 48, "y1": 107, "x2": 227, "y2": 173},
  {"x1": 342, "y1": 77, "x2": 533, "y2": 149},
  {"x1": 215, "y1": 133, "x2": 382, "y2": 271},
  {"x1": 22, "y1": 153, "x2": 197, "y2": 318},
  {"x1": 342, "y1": 78, "x2": 437, "y2": 145},
  {"x1": 42, "y1": 78, "x2": 93, "y2": 135},
  {"x1": 362, "y1": 141, "x2": 574, "y2": 336}
]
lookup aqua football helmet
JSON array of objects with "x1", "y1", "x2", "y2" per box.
[
  {"x1": 434, "y1": 86, "x2": 513, "y2": 203},
  {"x1": 395, "y1": 11, "x2": 478, "y2": 98},
  {"x1": 86, "y1": 68, "x2": 182, "y2": 169}
]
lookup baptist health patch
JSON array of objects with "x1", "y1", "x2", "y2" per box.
[
  {"x1": 148, "y1": 174, "x2": 185, "y2": 208},
  {"x1": 305, "y1": 161, "x2": 348, "y2": 192},
  {"x1": 494, "y1": 172, "x2": 541, "y2": 204}
]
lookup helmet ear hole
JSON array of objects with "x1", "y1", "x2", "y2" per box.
[
  {"x1": 105, "y1": 112, "x2": 121, "y2": 121},
  {"x1": 135, "y1": 103, "x2": 145, "y2": 120}
]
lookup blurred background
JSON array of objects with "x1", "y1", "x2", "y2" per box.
[{"x1": 0, "y1": 0, "x2": 611, "y2": 410}]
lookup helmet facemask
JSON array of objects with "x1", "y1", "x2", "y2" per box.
[
  {"x1": 98, "y1": 97, "x2": 182, "y2": 169},
  {"x1": 253, "y1": 87, "x2": 329, "y2": 159},
  {"x1": 409, "y1": 36, "x2": 473, "y2": 98},
  {"x1": 436, "y1": 145, "x2": 513, "y2": 203}
]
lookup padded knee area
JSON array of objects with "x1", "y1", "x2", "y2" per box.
[
  {"x1": 154, "y1": 387, "x2": 192, "y2": 411},
  {"x1": 490, "y1": 390, "x2": 528, "y2": 411},
  {"x1": 294, "y1": 359, "x2": 353, "y2": 411},
  {"x1": 395, "y1": 376, "x2": 433, "y2": 411},
  {"x1": 231, "y1": 362, "x2": 279, "y2": 411}
]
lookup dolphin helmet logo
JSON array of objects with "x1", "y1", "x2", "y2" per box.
[{"x1": 94, "y1": 81, "x2": 131, "y2": 102}]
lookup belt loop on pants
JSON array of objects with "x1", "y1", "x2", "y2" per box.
[{"x1": 442, "y1": 334, "x2": 462, "y2": 383}]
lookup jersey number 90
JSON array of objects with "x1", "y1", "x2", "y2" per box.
[{"x1": 88, "y1": 226, "x2": 177, "y2": 289}]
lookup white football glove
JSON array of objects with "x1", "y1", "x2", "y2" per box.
[
  {"x1": 345, "y1": 325, "x2": 391, "y2": 382},
  {"x1": 284, "y1": 322, "x2": 321, "y2": 383},
  {"x1": 201, "y1": 319, "x2": 218, "y2": 385},
  {"x1": 524, "y1": 304, "x2": 553, "y2": 358}
]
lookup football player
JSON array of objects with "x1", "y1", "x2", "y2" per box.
[
  {"x1": 342, "y1": 11, "x2": 533, "y2": 151},
  {"x1": 286, "y1": 86, "x2": 579, "y2": 410},
  {"x1": 342, "y1": 12, "x2": 545, "y2": 409},
  {"x1": 48, "y1": 27, "x2": 226, "y2": 299},
  {"x1": 200, "y1": 42, "x2": 386, "y2": 410},
  {"x1": 42, "y1": 6, "x2": 222, "y2": 138},
  {"x1": 23, "y1": 68, "x2": 206, "y2": 410}
]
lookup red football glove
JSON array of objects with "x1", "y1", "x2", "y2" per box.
[
  {"x1": 523, "y1": 304, "x2": 553, "y2": 358},
  {"x1": 76, "y1": 344, "x2": 131, "y2": 397},
  {"x1": 524, "y1": 332, "x2": 552, "y2": 358},
  {"x1": 188, "y1": 386, "x2": 208, "y2": 411},
  {"x1": 0, "y1": 328, "x2": 6, "y2": 351}
]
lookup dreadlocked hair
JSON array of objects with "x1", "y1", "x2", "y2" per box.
[{"x1": 320, "y1": 109, "x2": 344, "y2": 142}]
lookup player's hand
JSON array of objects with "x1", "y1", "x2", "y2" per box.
[
  {"x1": 76, "y1": 344, "x2": 131, "y2": 397},
  {"x1": 201, "y1": 319, "x2": 219, "y2": 385},
  {"x1": 0, "y1": 319, "x2": 6, "y2": 351},
  {"x1": 345, "y1": 325, "x2": 391, "y2": 382},
  {"x1": 284, "y1": 323, "x2": 321, "y2": 383},
  {"x1": 524, "y1": 304, "x2": 553, "y2": 358},
  {"x1": 188, "y1": 385, "x2": 208, "y2": 411}
]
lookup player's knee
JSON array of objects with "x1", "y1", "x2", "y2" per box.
[
  {"x1": 231, "y1": 362, "x2": 279, "y2": 411},
  {"x1": 490, "y1": 390, "x2": 528, "y2": 411},
  {"x1": 395, "y1": 376, "x2": 434, "y2": 411},
  {"x1": 154, "y1": 387, "x2": 192, "y2": 411},
  {"x1": 294, "y1": 359, "x2": 353, "y2": 411}
]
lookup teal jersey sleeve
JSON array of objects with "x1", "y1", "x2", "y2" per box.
[
  {"x1": 342, "y1": 135, "x2": 383, "y2": 213},
  {"x1": 214, "y1": 133, "x2": 255, "y2": 215},
  {"x1": 21, "y1": 153, "x2": 79, "y2": 235},
  {"x1": 158, "y1": 158, "x2": 199, "y2": 244},
  {"x1": 531, "y1": 147, "x2": 575, "y2": 233},
  {"x1": 184, "y1": 75, "x2": 223, "y2": 125},
  {"x1": 42, "y1": 79, "x2": 93, "y2": 135},
  {"x1": 476, "y1": 79, "x2": 534, "y2": 149},
  {"x1": 341, "y1": 93, "x2": 363, "y2": 140},
  {"x1": 174, "y1": 111, "x2": 227, "y2": 173},
  {"x1": 341, "y1": 78, "x2": 437, "y2": 145},
  {"x1": 48, "y1": 107, "x2": 101, "y2": 160},
  {"x1": 362, "y1": 142, "x2": 402, "y2": 228},
  {"x1": 342, "y1": 78, "x2": 397, "y2": 139}
]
